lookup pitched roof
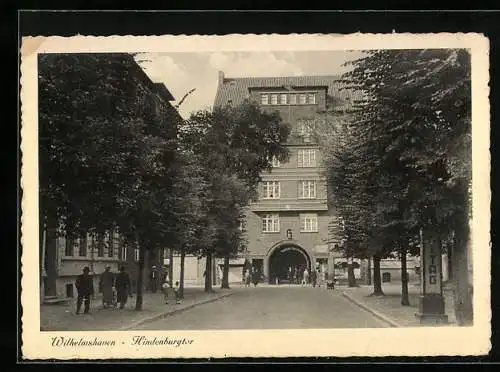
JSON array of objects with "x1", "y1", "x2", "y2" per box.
[{"x1": 213, "y1": 73, "x2": 364, "y2": 109}]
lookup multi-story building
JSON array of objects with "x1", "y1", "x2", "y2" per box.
[
  {"x1": 213, "y1": 72, "x2": 355, "y2": 284},
  {"x1": 40, "y1": 55, "x2": 180, "y2": 302}
]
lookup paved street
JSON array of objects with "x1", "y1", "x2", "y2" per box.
[{"x1": 132, "y1": 285, "x2": 389, "y2": 330}]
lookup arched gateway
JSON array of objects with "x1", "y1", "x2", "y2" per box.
[{"x1": 267, "y1": 243, "x2": 311, "y2": 284}]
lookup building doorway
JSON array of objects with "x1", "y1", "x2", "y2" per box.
[{"x1": 268, "y1": 245, "x2": 310, "y2": 284}]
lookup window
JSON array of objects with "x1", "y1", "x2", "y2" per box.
[
  {"x1": 299, "y1": 94, "x2": 307, "y2": 104},
  {"x1": 65, "y1": 238, "x2": 75, "y2": 257},
  {"x1": 289, "y1": 94, "x2": 297, "y2": 104},
  {"x1": 307, "y1": 93, "x2": 316, "y2": 104},
  {"x1": 280, "y1": 94, "x2": 287, "y2": 104},
  {"x1": 298, "y1": 119, "x2": 316, "y2": 135},
  {"x1": 113, "y1": 231, "x2": 120, "y2": 258},
  {"x1": 134, "y1": 248, "x2": 140, "y2": 262},
  {"x1": 298, "y1": 149, "x2": 316, "y2": 167},
  {"x1": 299, "y1": 180, "x2": 316, "y2": 199},
  {"x1": 96, "y1": 235, "x2": 105, "y2": 257},
  {"x1": 300, "y1": 213, "x2": 318, "y2": 232},
  {"x1": 262, "y1": 214, "x2": 280, "y2": 233},
  {"x1": 271, "y1": 156, "x2": 280, "y2": 168},
  {"x1": 106, "y1": 232, "x2": 114, "y2": 257},
  {"x1": 270, "y1": 94, "x2": 278, "y2": 105},
  {"x1": 261, "y1": 94, "x2": 269, "y2": 105},
  {"x1": 79, "y1": 236, "x2": 87, "y2": 257},
  {"x1": 262, "y1": 181, "x2": 280, "y2": 199},
  {"x1": 120, "y1": 245, "x2": 128, "y2": 261}
]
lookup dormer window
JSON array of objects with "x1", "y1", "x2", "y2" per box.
[{"x1": 259, "y1": 91, "x2": 317, "y2": 106}]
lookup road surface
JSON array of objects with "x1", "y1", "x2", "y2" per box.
[{"x1": 132, "y1": 285, "x2": 388, "y2": 330}]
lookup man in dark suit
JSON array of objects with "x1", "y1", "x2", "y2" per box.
[
  {"x1": 115, "y1": 266, "x2": 131, "y2": 309},
  {"x1": 75, "y1": 266, "x2": 94, "y2": 314}
]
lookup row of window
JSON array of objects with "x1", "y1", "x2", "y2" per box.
[
  {"x1": 261, "y1": 180, "x2": 318, "y2": 199},
  {"x1": 261, "y1": 92, "x2": 316, "y2": 106},
  {"x1": 64, "y1": 231, "x2": 127, "y2": 260},
  {"x1": 270, "y1": 149, "x2": 316, "y2": 168},
  {"x1": 262, "y1": 213, "x2": 319, "y2": 233}
]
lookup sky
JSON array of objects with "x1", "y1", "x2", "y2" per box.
[{"x1": 135, "y1": 50, "x2": 366, "y2": 119}]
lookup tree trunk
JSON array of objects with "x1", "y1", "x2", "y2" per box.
[
  {"x1": 204, "y1": 252, "x2": 213, "y2": 292},
  {"x1": 452, "y1": 220, "x2": 473, "y2": 326},
  {"x1": 135, "y1": 246, "x2": 146, "y2": 311},
  {"x1": 44, "y1": 224, "x2": 58, "y2": 297},
  {"x1": 169, "y1": 248, "x2": 174, "y2": 288},
  {"x1": 179, "y1": 247, "x2": 185, "y2": 299},
  {"x1": 347, "y1": 257, "x2": 357, "y2": 287},
  {"x1": 221, "y1": 254, "x2": 230, "y2": 289},
  {"x1": 372, "y1": 254, "x2": 384, "y2": 296},
  {"x1": 400, "y1": 242, "x2": 410, "y2": 306},
  {"x1": 40, "y1": 221, "x2": 47, "y2": 304},
  {"x1": 367, "y1": 257, "x2": 372, "y2": 285}
]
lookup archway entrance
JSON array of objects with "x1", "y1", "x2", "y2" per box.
[{"x1": 268, "y1": 245, "x2": 310, "y2": 284}]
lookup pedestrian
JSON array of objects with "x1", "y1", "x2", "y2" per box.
[
  {"x1": 150, "y1": 266, "x2": 159, "y2": 293},
  {"x1": 75, "y1": 266, "x2": 94, "y2": 315},
  {"x1": 245, "y1": 269, "x2": 251, "y2": 287},
  {"x1": 161, "y1": 278, "x2": 170, "y2": 304},
  {"x1": 99, "y1": 266, "x2": 114, "y2": 309},
  {"x1": 173, "y1": 281, "x2": 181, "y2": 304},
  {"x1": 252, "y1": 268, "x2": 259, "y2": 287},
  {"x1": 115, "y1": 266, "x2": 131, "y2": 309},
  {"x1": 319, "y1": 269, "x2": 326, "y2": 287},
  {"x1": 311, "y1": 268, "x2": 317, "y2": 288},
  {"x1": 294, "y1": 267, "x2": 300, "y2": 284},
  {"x1": 302, "y1": 268, "x2": 309, "y2": 286}
]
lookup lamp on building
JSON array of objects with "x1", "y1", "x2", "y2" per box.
[{"x1": 286, "y1": 229, "x2": 293, "y2": 240}]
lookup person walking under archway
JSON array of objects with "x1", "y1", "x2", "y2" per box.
[
  {"x1": 311, "y1": 268, "x2": 317, "y2": 288},
  {"x1": 302, "y1": 267, "x2": 309, "y2": 286}
]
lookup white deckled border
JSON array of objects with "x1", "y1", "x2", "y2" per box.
[{"x1": 20, "y1": 33, "x2": 491, "y2": 359}]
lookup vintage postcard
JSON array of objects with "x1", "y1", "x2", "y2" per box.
[{"x1": 20, "y1": 33, "x2": 491, "y2": 359}]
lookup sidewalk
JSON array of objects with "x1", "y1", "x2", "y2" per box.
[
  {"x1": 341, "y1": 283, "x2": 457, "y2": 327},
  {"x1": 40, "y1": 287, "x2": 232, "y2": 331}
]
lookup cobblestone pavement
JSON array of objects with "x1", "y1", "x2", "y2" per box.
[
  {"x1": 341, "y1": 283, "x2": 457, "y2": 327},
  {"x1": 132, "y1": 284, "x2": 389, "y2": 330},
  {"x1": 40, "y1": 288, "x2": 231, "y2": 331}
]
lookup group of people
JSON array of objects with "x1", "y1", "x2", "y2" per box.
[
  {"x1": 74, "y1": 265, "x2": 182, "y2": 315},
  {"x1": 287, "y1": 265, "x2": 326, "y2": 287},
  {"x1": 74, "y1": 265, "x2": 131, "y2": 315},
  {"x1": 242, "y1": 267, "x2": 261, "y2": 287}
]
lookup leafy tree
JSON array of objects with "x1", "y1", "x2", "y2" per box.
[
  {"x1": 38, "y1": 53, "x2": 182, "y2": 309},
  {"x1": 183, "y1": 102, "x2": 290, "y2": 291},
  {"x1": 324, "y1": 49, "x2": 471, "y2": 315},
  {"x1": 168, "y1": 149, "x2": 214, "y2": 298}
]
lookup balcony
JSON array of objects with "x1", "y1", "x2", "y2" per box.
[{"x1": 249, "y1": 198, "x2": 328, "y2": 212}]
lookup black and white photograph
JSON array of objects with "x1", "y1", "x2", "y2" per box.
[{"x1": 20, "y1": 34, "x2": 490, "y2": 359}]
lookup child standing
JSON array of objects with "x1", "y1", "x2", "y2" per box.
[
  {"x1": 173, "y1": 281, "x2": 181, "y2": 304},
  {"x1": 162, "y1": 279, "x2": 170, "y2": 304}
]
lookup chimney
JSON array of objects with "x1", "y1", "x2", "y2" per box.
[{"x1": 218, "y1": 71, "x2": 225, "y2": 86}]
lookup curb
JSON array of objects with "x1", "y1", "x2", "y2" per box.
[
  {"x1": 119, "y1": 292, "x2": 233, "y2": 330},
  {"x1": 341, "y1": 291, "x2": 401, "y2": 328}
]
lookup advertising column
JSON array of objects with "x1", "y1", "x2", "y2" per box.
[{"x1": 415, "y1": 228, "x2": 449, "y2": 324}]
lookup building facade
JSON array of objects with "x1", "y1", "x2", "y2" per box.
[{"x1": 214, "y1": 72, "x2": 354, "y2": 284}]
